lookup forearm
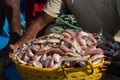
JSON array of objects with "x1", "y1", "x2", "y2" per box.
[
  {"x1": 15, "y1": 13, "x2": 54, "y2": 47},
  {"x1": 7, "y1": 0, "x2": 21, "y2": 34},
  {"x1": 5, "y1": 0, "x2": 21, "y2": 44}
]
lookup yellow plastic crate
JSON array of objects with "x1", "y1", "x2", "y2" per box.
[{"x1": 12, "y1": 56, "x2": 104, "y2": 80}]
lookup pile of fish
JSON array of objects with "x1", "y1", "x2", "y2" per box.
[{"x1": 13, "y1": 29, "x2": 105, "y2": 68}]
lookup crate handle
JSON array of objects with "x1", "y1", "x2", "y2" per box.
[{"x1": 61, "y1": 57, "x2": 94, "y2": 78}]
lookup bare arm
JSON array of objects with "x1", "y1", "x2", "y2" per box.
[
  {"x1": 10, "y1": 12, "x2": 54, "y2": 50},
  {"x1": 0, "y1": 0, "x2": 21, "y2": 59},
  {"x1": 5, "y1": 0, "x2": 21, "y2": 44}
]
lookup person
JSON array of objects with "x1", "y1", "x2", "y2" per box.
[
  {"x1": 25, "y1": 0, "x2": 47, "y2": 36},
  {"x1": 9, "y1": 0, "x2": 120, "y2": 77},
  {"x1": 0, "y1": 0, "x2": 21, "y2": 50},
  {"x1": 0, "y1": 0, "x2": 22, "y2": 80},
  {"x1": 25, "y1": 0, "x2": 47, "y2": 26}
]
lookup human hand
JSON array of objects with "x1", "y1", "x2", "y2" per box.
[
  {"x1": 9, "y1": 44, "x2": 20, "y2": 58},
  {"x1": 100, "y1": 56, "x2": 120, "y2": 77},
  {"x1": 100, "y1": 60, "x2": 111, "y2": 72},
  {"x1": 99, "y1": 56, "x2": 111, "y2": 72},
  {"x1": 100, "y1": 55, "x2": 120, "y2": 71}
]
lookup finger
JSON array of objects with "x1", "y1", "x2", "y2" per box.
[
  {"x1": 9, "y1": 44, "x2": 20, "y2": 51},
  {"x1": 9, "y1": 53, "x2": 13, "y2": 58},
  {"x1": 104, "y1": 61, "x2": 111, "y2": 65},
  {"x1": 9, "y1": 44, "x2": 16, "y2": 50},
  {"x1": 99, "y1": 65, "x2": 108, "y2": 70},
  {"x1": 100, "y1": 65, "x2": 108, "y2": 68},
  {"x1": 100, "y1": 68, "x2": 108, "y2": 72},
  {"x1": 99, "y1": 65, "x2": 109, "y2": 72},
  {"x1": 99, "y1": 61, "x2": 111, "y2": 72}
]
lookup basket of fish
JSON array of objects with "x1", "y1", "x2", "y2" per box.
[{"x1": 12, "y1": 29, "x2": 107, "y2": 80}]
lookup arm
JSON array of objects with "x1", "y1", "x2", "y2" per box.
[
  {"x1": 10, "y1": 12, "x2": 54, "y2": 50},
  {"x1": 5, "y1": 0, "x2": 21, "y2": 44},
  {"x1": 10, "y1": 0, "x2": 63, "y2": 50}
]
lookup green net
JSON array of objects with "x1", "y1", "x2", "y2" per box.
[{"x1": 45, "y1": 14, "x2": 82, "y2": 34}]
